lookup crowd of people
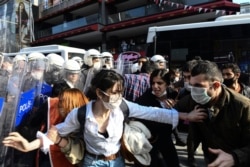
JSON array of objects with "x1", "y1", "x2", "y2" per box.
[{"x1": 1, "y1": 50, "x2": 250, "y2": 167}]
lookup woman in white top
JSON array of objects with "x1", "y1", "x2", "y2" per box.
[{"x1": 3, "y1": 69, "x2": 207, "y2": 167}]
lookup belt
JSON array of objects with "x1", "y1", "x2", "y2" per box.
[{"x1": 86, "y1": 151, "x2": 120, "y2": 161}]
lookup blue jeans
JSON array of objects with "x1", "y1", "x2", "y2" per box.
[{"x1": 82, "y1": 154, "x2": 125, "y2": 167}]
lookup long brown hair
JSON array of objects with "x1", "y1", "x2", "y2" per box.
[{"x1": 58, "y1": 88, "x2": 89, "y2": 117}]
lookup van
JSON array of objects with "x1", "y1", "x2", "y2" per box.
[{"x1": 2, "y1": 44, "x2": 86, "y2": 60}]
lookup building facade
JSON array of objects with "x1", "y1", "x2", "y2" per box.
[
  {"x1": 30, "y1": 0, "x2": 240, "y2": 56},
  {"x1": 0, "y1": 0, "x2": 240, "y2": 54}
]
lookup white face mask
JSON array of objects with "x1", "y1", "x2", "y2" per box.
[
  {"x1": 184, "y1": 82, "x2": 192, "y2": 92},
  {"x1": 93, "y1": 62, "x2": 101, "y2": 70},
  {"x1": 31, "y1": 71, "x2": 43, "y2": 80},
  {"x1": 101, "y1": 91, "x2": 123, "y2": 110},
  {"x1": 152, "y1": 90, "x2": 167, "y2": 98},
  {"x1": 191, "y1": 86, "x2": 211, "y2": 105},
  {"x1": 102, "y1": 96, "x2": 122, "y2": 110}
]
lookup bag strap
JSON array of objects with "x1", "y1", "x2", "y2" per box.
[
  {"x1": 120, "y1": 100, "x2": 130, "y2": 123},
  {"x1": 77, "y1": 105, "x2": 87, "y2": 134}
]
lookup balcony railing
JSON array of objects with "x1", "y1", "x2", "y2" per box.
[
  {"x1": 107, "y1": 0, "x2": 216, "y2": 24},
  {"x1": 37, "y1": 13, "x2": 99, "y2": 38},
  {"x1": 41, "y1": 0, "x2": 85, "y2": 17},
  {"x1": 37, "y1": 0, "x2": 216, "y2": 39}
]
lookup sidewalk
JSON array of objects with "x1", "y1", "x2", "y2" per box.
[
  {"x1": 175, "y1": 132, "x2": 206, "y2": 167},
  {"x1": 125, "y1": 132, "x2": 206, "y2": 167}
]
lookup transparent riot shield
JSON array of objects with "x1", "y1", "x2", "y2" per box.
[
  {"x1": 19, "y1": 58, "x2": 48, "y2": 120},
  {"x1": 114, "y1": 55, "x2": 133, "y2": 75},
  {"x1": 82, "y1": 67, "x2": 95, "y2": 94},
  {"x1": 0, "y1": 56, "x2": 26, "y2": 167},
  {"x1": 8, "y1": 57, "x2": 48, "y2": 167}
]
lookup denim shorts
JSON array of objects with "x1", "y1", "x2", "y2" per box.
[{"x1": 82, "y1": 154, "x2": 125, "y2": 167}]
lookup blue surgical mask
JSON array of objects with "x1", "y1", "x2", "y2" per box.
[{"x1": 191, "y1": 86, "x2": 211, "y2": 105}]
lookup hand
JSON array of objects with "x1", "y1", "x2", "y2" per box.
[
  {"x1": 163, "y1": 99, "x2": 176, "y2": 109},
  {"x1": 208, "y1": 148, "x2": 235, "y2": 167},
  {"x1": 2, "y1": 132, "x2": 30, "y2": 152},
  {"x1": 187, "y1": 105, "x2": 207, "y2": 122},
  {"x1": 47, "y1": 125, "x2": 60, "y2": 143}
]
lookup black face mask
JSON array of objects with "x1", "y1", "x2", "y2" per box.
[{"x1": 223, "y1": 78, "x2": 235, "y2": 87}]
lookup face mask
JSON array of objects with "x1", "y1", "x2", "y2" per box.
[
  {"x1": 184, "y1": 82, "x2": 192, "y2": 91},
  {"x1": 102, "y1": 96, "x2": 122, "y2": 110},
  {"x1": 191, "y1": 86, "x2": 211, "y2": 105},
  {"x1": 152, "y1": 90, "x2": 167, "y2": 98},
  {"x1": 31, "y1": 71, "x2": 43, "y2": 80},
  {"x1": 100, "y1": 90, "x2": 123, "y2": 110},
  {"x1": 223, "y1": 78, "x2": 235, "y2": 87},
  {"x1": 93, "y1": 62, "x2": 101, "y2": 70}
]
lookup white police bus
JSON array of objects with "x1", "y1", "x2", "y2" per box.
[
  {"x1": 3, "y1": 44, "x2": 86, "y2": 60},
  {"x1": 146, "y1": 13, "x2": 250, "y2": 73}
]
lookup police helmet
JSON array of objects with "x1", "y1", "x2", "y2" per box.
[{"x1": 84, "y1": 49, "x2": 101, "y2": 67}]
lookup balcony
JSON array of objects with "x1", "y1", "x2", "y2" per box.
[
  {"x1": 108, "y1": 0, "x2": 216, "y2": 24},
  {"x1": 37, "y1": 0, "x2": 218, "y2": 39},
  {"x1": 37, "y1": 13, "x2": 99, "y2": 38},
  {"x1": 41, "y1": 0, "x2": 90, "y2": 17}
]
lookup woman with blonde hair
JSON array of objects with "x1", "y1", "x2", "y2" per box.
[{"x1": 3, "y1": 88, "x2": 89, "y2": 167}]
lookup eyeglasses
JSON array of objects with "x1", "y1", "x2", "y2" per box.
[{"x1": 100, "y1": 90, "x2": 122, "y2": 103}]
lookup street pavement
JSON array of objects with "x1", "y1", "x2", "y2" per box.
[
  {"x1": 175, "y1": 132, "x2": 206, "y2": 167},
  {"x1": 126, "y1": 132, "x2": 206, "y2": 167}
]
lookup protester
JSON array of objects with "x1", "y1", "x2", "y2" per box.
[
  {"x1": 174, "y1": 60, "x2": 250, "y2": 167},
  {"x1": 221, "y1": 63, "x2": 250, "y2": 98},
  {"x1": 3, "y1": 88, "x2": 89, "y2": 167},
  {"x1": 177, "y1": 59, "x2": 203, "y2": 167},
  {"x1": 124, "y1": 61, "x2": 156, "y2": 102},
  {"x1": 135, "y1": 69, "x2": 181, "y2": 167},
  {"x1": 3, "y1": 69, "x2": 207, "y2": 167},
  {"x1": 137, "y1": 56, "x2": 148, "y2": 69}
]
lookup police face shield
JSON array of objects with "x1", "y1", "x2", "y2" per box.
[
  {"x1": 21, "y1": 59, "x2": 47, "y2": 93},
  {"x1": 102, "y1": 57, "x2": 114, "y2": 69},
  {"x1": 13, "y1": 59, "x2": 26, "y2": 74},
  {"x1": 155, "y1": 60, "x2": 167, "y2": 69},
  {"x1": 92, "y1": 57, "x2": 102, "y2": 70},
  {"x1": 63, "y1": 70, "x2": 80, "y2": 85},
  {"x1": 0, "y1": 57, "x2": 13, "y2": 75},
  {"x1": 44, "y1": 64, "x2": 63, "y2": 85}
]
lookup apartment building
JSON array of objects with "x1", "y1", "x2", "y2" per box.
[{"x1": 32, "y1": 0, "x2": 240, "y2": 56}]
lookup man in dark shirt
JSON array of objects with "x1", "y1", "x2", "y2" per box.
[
  {"x1": 174, "y1": 60, "x2": 250, "y2": 167},
  {"x1": 221, "y1": 63, "x2": 250, "y2": 98}
]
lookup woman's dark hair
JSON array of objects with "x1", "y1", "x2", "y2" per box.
[
  {"x1": 150, "y1": 69, "x2": 171, "y2": 86},
  {"x1": 86, "y1": 69, "x2": 124, "y2": 99}
]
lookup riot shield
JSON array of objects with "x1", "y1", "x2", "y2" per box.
[
  {"x1": 11, "y1": 57, "x2": 48, "y2": 167},
  {"x1": 114, "y1": 51, "x2": 140, "y2": 75},
  {"x1": 82, "y1": 67, "x2": 95, "y2": 94},
  {"x1": 19, "y1": 57, "x2": 48, "y2": 121},
  {"x1": 0, "y1": 56, "x2": 26, "y2": 167}
]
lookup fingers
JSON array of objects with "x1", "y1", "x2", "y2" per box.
[
  {"x1": 3, "y1": 132, "x2": 25, "y2": 142},
  {"x1": 209, "y1": 148, "x2": 221, "y2": 154},
  {"x1": 164, "y1": 99, "x2": 176, "y2": 108}
]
